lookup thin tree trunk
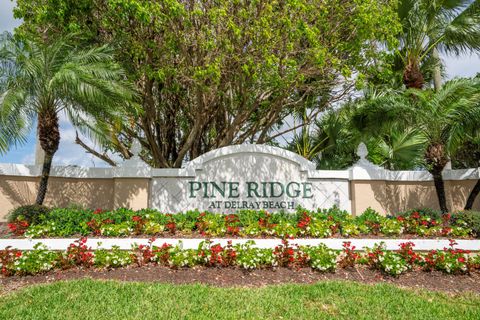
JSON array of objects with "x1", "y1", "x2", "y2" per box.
[
  {"x1": 35, "y1": 152, "x2": 53, "y2": 205},
  {"x1": 465, "y1": 179, "x2": 480, "y2": 210},
  {"x1": 431, "y1": 167, "x2": 449, "y2": 213},
  {"x1": 36, "y1": 108, "x2": 60, "y2": 205},
  {"x1": 432, "y1": 48, "x2": 442, "y2": 92}
]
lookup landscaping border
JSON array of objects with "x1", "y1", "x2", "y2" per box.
[{"x1": 1, "y1": 238, "x2": 479, "y2": 251}]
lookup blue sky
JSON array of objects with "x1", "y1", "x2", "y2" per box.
[{"x1": 1, "y1": 0, "x2": 479, "y2": 167}]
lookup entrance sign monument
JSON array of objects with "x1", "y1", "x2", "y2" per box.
[{"x1": 150, "y1": 145, "x2": 351, "y2": 213}]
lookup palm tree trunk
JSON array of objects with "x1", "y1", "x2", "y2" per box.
[
  {"x1": 432, "y1": 48, "x2": 442, "y2": 92},
  {"x1": 403, "y1": 59, "x2": 424, "y2": 89},
  {"x1": 465, "y1": 179, "x2": 480, "y2": 210},
  {"x1": 35, "y1": 152, "x2": 53, "y2": 205},
  {"x1": 431, "y1": 166, "x2": 449, "y2": 213},
  {"x1": 35, "y1": 108, "x2": 60, "y2": 205}
]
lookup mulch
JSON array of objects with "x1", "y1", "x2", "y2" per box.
[{"x1": 1, "y1": 266, "x2": 479, "y2": 296}]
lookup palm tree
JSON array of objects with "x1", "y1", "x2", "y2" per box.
[
  {"x1": 0, "y1": 33, "x2": 136, "y2": 205},
  {"x1": 0, "y1": 33, "x2": 29, "y2": 153},
  {"x1": 365, "y1": 127, "x2": 427, "y2": 170},
  {"x1": 286, "y1": 110, "x2": 360, "y2": 170},
  {"x1": 353, "y1": 78, "x2": 480, "y2": 212},
  {"x1": 398, "y1": 0, "x2": 480, "y2": 90}
]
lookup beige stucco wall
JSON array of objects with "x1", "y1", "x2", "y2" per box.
[
  {"x1": 1, "y1": 174, "x2": 479, "y2": 221},
  {"x1": 0, "y1": 176, "x2": 150, "y2": 221},
  {"x1": 113, "y1": 178, "x2": 150, "y2": 210},
  {"x1": 351, "y1": 180, "x2": 480, "y2": 215},
  {"x1": 0, "y1": 176, "x2": 38, "y2": 217}
]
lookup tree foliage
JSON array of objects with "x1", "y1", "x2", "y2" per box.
[{"x1": 13, "y1": 0, "x2": 400, "y2": 167}]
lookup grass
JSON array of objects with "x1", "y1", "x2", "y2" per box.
[{"x1": 0, "y1": 280, "x2": 479, "y2": 320}]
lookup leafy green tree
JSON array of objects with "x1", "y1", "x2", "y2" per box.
[
  {"x1": 0, "y1": 33, "x2": 135, "y2": 204},
  {"x1": 352, "y1": 78, "x2": 480, "y2": 212},
  {"x1": 13, "y1": 0, "x2": 400, "y2": 167},
  {"x1": 396, "y1": 0, "x2": 480, "y2": 89}
]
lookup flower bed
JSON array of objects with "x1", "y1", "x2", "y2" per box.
[
  {"x1": 7, "y1": 207, "x2": 477, "y2": 239},
  {"x1": 1, "y1": 237, "x2": 479, "y2": 277}
]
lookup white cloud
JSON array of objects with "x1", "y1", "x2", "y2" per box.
[
  {"x1": 0, "y1": 0, "x2": 21, "y2": 32},
  {"x1": 443, "y1": 53, "x2": 480, "y2": 79}
]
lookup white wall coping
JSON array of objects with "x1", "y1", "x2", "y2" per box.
[
  {"x1": 1, "y1": 238, "x2": 478, "y2": 251},
  {"x1": 1, "y1": 162, "x2": 478, "y2": 181},
  {"x1": 1, "y1": 142, "x2": 479, "y2": 181}
]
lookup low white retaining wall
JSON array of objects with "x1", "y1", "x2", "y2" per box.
[{"x1": 1, "y1": 238, "x2": 479, "y2": 251}]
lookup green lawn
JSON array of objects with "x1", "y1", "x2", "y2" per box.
[{"x1": 0, "y1": 279, "x2": 478, "y2": 320}]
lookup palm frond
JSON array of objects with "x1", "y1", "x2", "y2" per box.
[
  {"x1": 367, "y1": 127, "x2": 427, "y2": 170},
  {"x1": 441, "y1": 0, "x2": 480, "y2": 55}
]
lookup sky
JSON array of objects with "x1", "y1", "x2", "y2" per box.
[{"x1": 0, "y1": 0, "x2": 479, "y2": 167}]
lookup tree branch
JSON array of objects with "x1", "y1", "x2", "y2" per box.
[{"x1": 75, "y1": 131, "x2": 118, "y2": 167}]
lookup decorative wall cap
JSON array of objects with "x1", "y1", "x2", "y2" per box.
[
  {"x1": 184, "y1": 144, "x2": 317, "y2": 172},
  {"x1": 119, "y1": 139, "x2": 150, "y2": 170}
]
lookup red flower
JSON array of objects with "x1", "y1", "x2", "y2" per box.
[
  {"x1": 7, "y1": 220, "x2": 29, "y2": 236},
  {"x1": 458, "y1": 257, "x2": 466, "y2": 263},
  {"x1": 442, "y1": 213, "x2": 452, "y2": 222},
  {"x1": 297, "y1": 212, "x2": 311, "y2": 229}
]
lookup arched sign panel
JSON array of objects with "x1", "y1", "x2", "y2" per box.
[{"x1": 150, "y1": 145, "x2": 350, "y2": 213}]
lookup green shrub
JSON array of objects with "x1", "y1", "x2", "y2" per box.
[
  {"x1": 39, "y1": 208, "x2": 93, "y2": 235},
  {"x1": 453, "y1": 211, "x2": 480, "y2": 238},
  {"x1": 316, "y1": 206, "x2": 350, "y2": 221},
  {"x1": 7, "y1": 205, "x2": 50, "y2": 224},
  {"x1": 357, "y1": 207, "x2": 383, "y2": 223}
]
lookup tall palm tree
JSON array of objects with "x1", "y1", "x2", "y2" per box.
[
  {"x1": 353, "y1": 78, "x2": 480, "y2": 212},
  {"x1": 398, "y1": 0, "x2": 480, "y2": 90},
  {"x1": 0, "y1": 33, "x2": 136, "y2": 205}
]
